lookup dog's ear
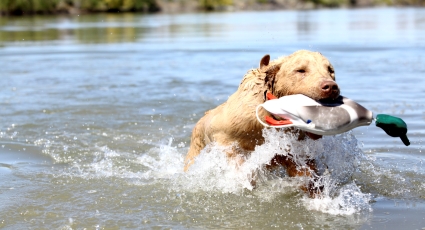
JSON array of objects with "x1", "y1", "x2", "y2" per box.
[{"x1": 259, "y1": 54, "x2": 270, "y2": 69}]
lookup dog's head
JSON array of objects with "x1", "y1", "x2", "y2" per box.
[{"x1": 261, "y1": 50, "x2": 340, "y2": 101}]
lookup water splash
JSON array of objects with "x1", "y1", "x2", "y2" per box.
[
  {"x1": 172, "y1": 129, "x2": 372, "y2": 215},
  {"x1": 52, "y1": 128, "x2": 373, "y2": 215},
  {"x1": 301, "y1": 182, "x2": 372, "y2": 215}
]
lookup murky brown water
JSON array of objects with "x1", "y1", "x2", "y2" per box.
[{"x1": 1, "y1": 8, "x2": 425, "y2": 229}]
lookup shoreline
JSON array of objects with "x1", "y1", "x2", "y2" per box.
[{"x1": 0, "y1": 0, "x2": 424, "y2": 16}]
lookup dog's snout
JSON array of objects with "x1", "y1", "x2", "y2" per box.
[
  {"x1": 321, "y1": 80, "x2": 340, "y2": 99},
  {"x1": 321, "y1": 81, "x2": 338, "y2": 92}
]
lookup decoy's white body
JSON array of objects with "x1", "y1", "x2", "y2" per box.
[{"x1": 256, "y1": 94, "x2": 373, "y2": 135}]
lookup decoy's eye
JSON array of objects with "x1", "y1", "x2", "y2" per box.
[{"x1": 297, "y1": 69, "x2": 306, "y2": 73}]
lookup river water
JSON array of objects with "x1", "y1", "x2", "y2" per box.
[{"x1": 1, "y1": 7, "x2": 425, "y2": 229}]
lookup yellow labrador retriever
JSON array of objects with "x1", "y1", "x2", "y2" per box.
[{"x1": 184, "y1": 50, "x2": 340, "y2": 195}]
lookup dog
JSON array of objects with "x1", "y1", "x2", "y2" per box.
[{"x1": 184, "y1": 50, "x2": 340, "y2": 195}]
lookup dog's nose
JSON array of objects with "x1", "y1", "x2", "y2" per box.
[{"x1": 321, "y1": 81, "x2": 340, "y2": 99}]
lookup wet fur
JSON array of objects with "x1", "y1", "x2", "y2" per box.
[{"x1": 184, "y1": 50, "x2": 338, "y2": 195}]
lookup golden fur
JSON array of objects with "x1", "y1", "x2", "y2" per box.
[{"x1": 184, "y1": 50, "x2": 339, "y2": 194}]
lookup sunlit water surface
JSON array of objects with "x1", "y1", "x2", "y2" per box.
[{"x1": 1, "y1": 7, "x2": 425, "y2": 229}]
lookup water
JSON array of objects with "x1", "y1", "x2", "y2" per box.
[{"x1": 1, "y1": 7, "x2": 425, "y2": 229}]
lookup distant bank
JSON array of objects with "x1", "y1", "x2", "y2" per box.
[{"x1": 0, "y1": 0, "x2": 423, "y2": 16}]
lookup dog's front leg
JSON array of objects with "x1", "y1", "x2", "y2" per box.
[{"x1": 268, "y1": 155, "x2": 322, "y2": 197}]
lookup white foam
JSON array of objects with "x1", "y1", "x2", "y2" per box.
[
  {"x1": 170, "y1": 129, "x2": 372, "y2": 215},
  {"x1": 56, "y1": 129, "x2": 372, "y2": 215},
  {"x1": 301, "y1": 181, "x2": 372, "y2": 215}
]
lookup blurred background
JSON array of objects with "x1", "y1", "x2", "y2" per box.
[
  {"x1": 1, "y1": 1, "x2": 425, "y2": 229},
  {"x1": 0, "y1": 0, "x2": 424, "y2": 15}
]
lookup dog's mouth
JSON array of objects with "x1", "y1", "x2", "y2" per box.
[
  {"x1": 318, "y1": 95, "x2": 343, "y2": 105},
  {"x1": 300, "y1": 93, "x2": 341, "y2": 104}
]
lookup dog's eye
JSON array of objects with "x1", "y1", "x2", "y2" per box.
[
  {"x1": 297, "y1": 69, "x2": 306, "y2": 73},
  {"x1": 328, "y1": 66, "x2": 334, "y2": 74}
]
